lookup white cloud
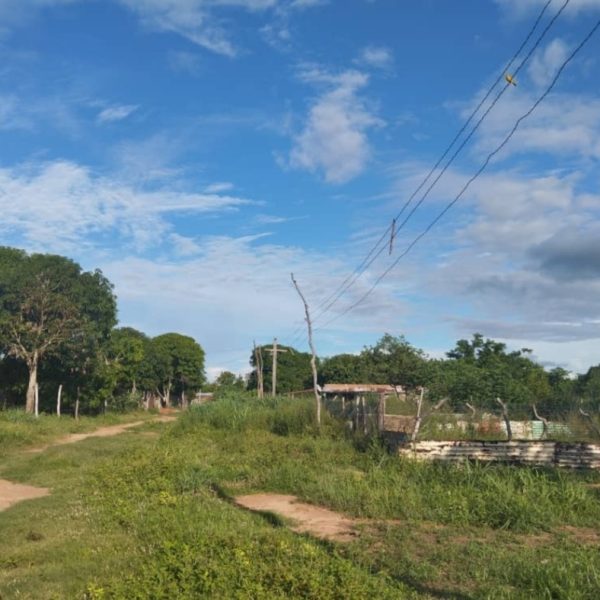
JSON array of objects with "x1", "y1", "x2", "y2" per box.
[
  {"x1": 204, "y1": 181, "x2": 234, "y2": 193},
  {"x1": 355, "y1": 45, "x2": 393, "y2": 69},
  {"x1": 113, "y1": 133, "x2": 187, "y2": 182},
  {"x1": 102, "y1": 231, "x2": 404, "y2": 374},
  {"x1": 115, "y1": 0, "x2": 300, "y2": 56},
  {"x1": 0, "y1": 160, "x2": 253, "y2": 253},
  {"x1": 97, "y1": 104, "x2": 139, "y2": 123},
  {"x1": 463, "y1": 90, "x2": 600, "y2": 160},
  {"x1": 528, "y1": 38, "x2": 570, "y2": 87},
  {"x1": 0, "y1": 0, "x2": 324, "y2": 56},
  {"x1": 169, "y1": 233, "x2": 203, "y2": 256},
  {"x1": 402, "y1": 164, "x2": 600, "y2": 370},
  {"x1": 289, "y1": 68, "x2": 383, "y2": 183}
]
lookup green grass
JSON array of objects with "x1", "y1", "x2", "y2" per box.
[
  {"x1": 1, "y1": 396, "x2": 599, "y2": 599},
  {"x1": 0, "y1": 409, "x2": 156, "y2": 457}
]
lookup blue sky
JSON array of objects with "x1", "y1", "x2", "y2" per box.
[{"x1": 1, "y1": 0, "x2": 600, "y2": 378}]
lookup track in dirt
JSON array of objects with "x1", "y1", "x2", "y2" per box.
[
  {"x1": 235, "y1": 493, "x2": 359, "y2": 542},
  {"x1": 0, "y1": 414, "x2": 177, "y2": 512},
  {"x1": 0, "y1": 479, "x2": 50, "y2": 512},
  {"x1": 26, "y1": 415, "x2": 176, "y2": 454}
]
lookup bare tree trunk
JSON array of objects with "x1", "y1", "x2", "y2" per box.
[
  {"x1": 532, "y1": 404, "x2": 549, "y2": 439},
  {"x1": 34, "y1": 383, "x2": 39, "y2": 417},
  {"x1": 254, "y1": 341, "x2": 264, "y2": 399},
  {"x1": 361, "y1": 396, "x2": 367, "y2": 435},
  {"x1": 25, "y1": 355, "x2": 38, "y2": 414},
  {"x1": 290, "y1": 273, "x2": 321, "y2": 427},
  {"x1": 496, "y1": 397, "x2": 512, "y2": 441},
  {"x1": 466, "y1": 402, "x2": 477, "y2": 419},
  {"x1": 57, "y1": 384, "x2": 63, "y2": 417},
  {"x1": 75, "y1": 386, "x2": 80, "y2": 421},
  {"x1": 258, "y1": 346, "x2": 264, "y2": 399}
]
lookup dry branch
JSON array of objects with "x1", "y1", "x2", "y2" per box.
[
  {"x1": 290, "y1": 273, "x2": 321, "y2": 427},
  {"x1": 496, "y1": 397, "x2": 512, "y2": 441}
]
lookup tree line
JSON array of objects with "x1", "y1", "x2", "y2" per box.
[
  {"x1": 244, "y1": 334, "x2": 600, "y2": 416},
  {"x1": 0, "y1": 247, "x2": 206, "y2": 415}
]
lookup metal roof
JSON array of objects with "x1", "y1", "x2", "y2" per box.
[{"x1": 322, "y1": 384, "x2": 397, "y2": 394}]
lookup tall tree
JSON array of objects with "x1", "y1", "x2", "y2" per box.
[
  {"x1": 148, "y1": 333, "x2": 206, "y2": 406},
  {"x1": 0, "y1": 248, "x2": 116, "y2": 413},
  {"x1": 320, "y1": 353, "x2": 368, "y2": 384},
  {"x1": 361, "y1": 334, "x2": 429, "y2": 389}
]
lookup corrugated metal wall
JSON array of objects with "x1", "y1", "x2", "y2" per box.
[{"x1": 398, "y1": 440, "x2": 600, "y2": 469}]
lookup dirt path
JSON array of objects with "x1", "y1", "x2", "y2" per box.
[
  {"x1": 26, "y1": 415, "x2": 176, "y2": 454},
  {"x1": 0, "y1": 479, "x2": 50, "y2": 512},
  {"x1": 0, "y1": 414, "x2": 177, "y2": 513},
  {"x1": 235, "y1": 493, "x2": 359, "y2": 542}
]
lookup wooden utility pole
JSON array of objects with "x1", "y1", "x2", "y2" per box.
[
  {"x1": 290, "y1": 273, "x2": 321, "y2": 427},
  {"x1": 265, "y1": 338, "x2": 287, "y2": 397}
]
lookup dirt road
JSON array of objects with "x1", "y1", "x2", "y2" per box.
[{"x1": 0, "y1": 414, "x2": 176, "y2": 512}]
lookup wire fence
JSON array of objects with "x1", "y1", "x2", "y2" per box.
[{"x1": 317, "y1": 391, "x2": 600, "y2": 445}]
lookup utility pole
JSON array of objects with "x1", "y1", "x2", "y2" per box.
[{"x1": 265, "y1": 338, "x2": 287, "y2": 397}]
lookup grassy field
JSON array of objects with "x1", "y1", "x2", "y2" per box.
[
  {"x1": 0, "y1": 409, "x2": 156, "y2": 457},
  {"x1": 1, "y1": 397, "x2": 599, "y2": 599}
]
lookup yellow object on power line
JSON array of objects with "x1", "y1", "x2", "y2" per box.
[{"x1": 505, "y1": 73, "x2": 517, "y2": 86}]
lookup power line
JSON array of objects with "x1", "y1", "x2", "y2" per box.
[
  {"x1": 287, "y1": 0, "x2": 561, "y2": 346},
  {"x1": 316, "y1": 15, "x2": 600, "y2": 332},
  {"x1": 290, "y1": 0, "x2": 570, "y2": 346}
]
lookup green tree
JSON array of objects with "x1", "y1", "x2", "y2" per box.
[
  {"x1": 436, "y1": 334, "x2": 551, "y2": 412},
  {"x1": 146, "y1": 333, "x2": 206, "y2": 406},
  {"x1": 0, "y1": 248, "x2": 116, "y2": 413},
  {"x1": 248, "y1": 344, "x2": 313, "y2": 394},
  {"x1": 361, "y1": 334, "x2": 429, "y2": 388},
  {"x1": 320, "y1": 353, "x2": 367, "y2": 384},
  {"x1": 579, "y1": 365, "x2": 600, "y2": 408},
  {"x1": 215, "y1": 371, "x2": 245, "y2": 389},
  {"x1": 107, "y1": 327, "x2": 148, "y2": 398}
]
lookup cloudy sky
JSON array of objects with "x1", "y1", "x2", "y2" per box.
[{"x1": 1, "y1": 0, "x2": 600, "y2": 377}]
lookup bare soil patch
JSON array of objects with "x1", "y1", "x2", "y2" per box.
[
  {"x1": 26, "y1": 415, "x2": 176, "y2": 454},
  {"x1": 559, "y1": 525, "x2": 600, "y2": 545},
  {"x1": 0, "y1": 415, "x2": 176, "y2": 513},
  {"x1": 0, "y1": 479, "x2": 50, "y2": 512},
  {"x1": 235, "y1": 493, "x2": 359, "y2": 542}
]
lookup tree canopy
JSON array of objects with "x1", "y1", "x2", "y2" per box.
[{"x1": 0, "y1": 247, "x2": 206, "y2": 414}]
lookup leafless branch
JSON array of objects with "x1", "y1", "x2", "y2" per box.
[
  {"x1": 496, "y1": 397, "x2": 512, "y2": 441},
  {"x1": 290, "y1": 273, "x2": 321, "y2": 427}
]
